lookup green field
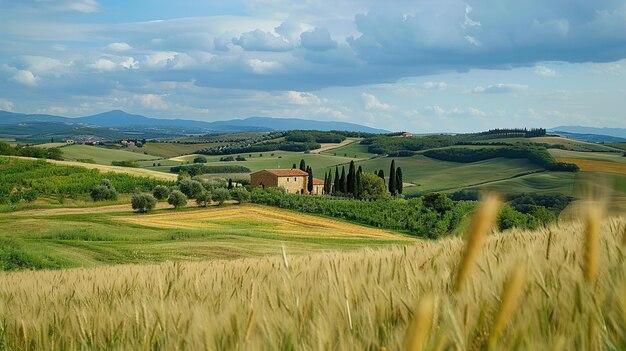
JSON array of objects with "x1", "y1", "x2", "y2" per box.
[
  {"x1": 320, "y1": 139, "x2": 377, "y2": 159},
  {"x1": 137, "y1": 142, "x2": 224, "y2": 158},
  {"x1": 61, "y1": 144, "x2": 161, "y2": 164},
  {"x1": 0, "y1": 204, "x2": 409, "y2": 270},
  {"x1": 351, "y1": 155, "x2": 543, "y2": 194}
]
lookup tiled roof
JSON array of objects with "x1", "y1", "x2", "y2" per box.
[
  {"x1": 312, "y1": 178, "x2": 324, "y2": 185},
  {"x1": 252, "y1": 169, "x2": 309, "y2": 177}
]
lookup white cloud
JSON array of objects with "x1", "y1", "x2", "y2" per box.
[
  {"x1": 422, "y1": 81, "x2": 447, "y2": 90},
  {"x1": 145, "y1": 51, "x2": 179, "y2": 68},
  {"x1": 89, "y1": 58, "x2": 117, "y2": 71},
  {"x1": 120, "y1": 57, "x2": 139, "y2": 70},
  {"x1": 472, "y1": 83, "x2": 528, "y2": 94},
  {"x1": 233, "y1": 30, "x2": 292, "y2": 52},
  {"x1": 135, "y1": 94, "x2": 169, "y2": 110},
  {"x1": 66, "y1": 0, "x2": 98, "y2": 13},
  {"x1": 468, "y1": 107, "x2": 486, "y2": 117},
  {"x1": 300, "y1": 28, "x2": 337, "y2": 51},
  {"x1": 21, "y1": 56, "x2": 67, "y2": 75},
  {"x1": 107, "y1": 42, "x2": 132, "y2": 52},
  {"x1": 425, "y1": 105, "x2": 463, "y2": 116},
  {"x1": 362, "y1": 93, "x2": 393, "y2": 110},
  {"x1": 0, "y1": 100, "x2": 15, "y2": 111},
  {"x1": 534, "y1": 65, "x2": 556, "y2": 77},
  {"x1": 12, "y1": 70, "x2": 38, "y2": 86},
  {"x1": 286, "y1": 91, "x2": 322, "y2": 105},
  {"x1": 247, "y1": 59, "x2": 281, "y2": 74},
  {"x1": 315, "y1": 106, "x2": 349, "y2": 120}
]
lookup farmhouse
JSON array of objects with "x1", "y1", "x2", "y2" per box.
[
  {"x1": 312, "y1": 178, "x2": 325, "y2": 195},
  {"x1": 250, "y1": 169, "x2": 309, "y2": 194}
]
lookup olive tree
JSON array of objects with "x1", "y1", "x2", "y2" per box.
[
  {"x1": 131, "y1": 193, "x2": 157, "y2": 213},
  {"x1": 168, "y1": 190, "x2": 188, "y2": 208}
]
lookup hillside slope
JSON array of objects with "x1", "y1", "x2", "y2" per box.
[{"x1": 1, "y1": 211, "x2": 624, "y2": 350}]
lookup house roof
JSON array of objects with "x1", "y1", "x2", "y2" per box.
[
  {"x1": 252, "y1": 169, "x2": 309, "y2": 177},
  {"x1": 312, "y1": 178, "x2": 324, "y2": 185}
]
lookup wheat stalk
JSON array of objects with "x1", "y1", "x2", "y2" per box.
[
  {"x1": 583, "y1": 205, "x2": 602, "y2": 282},
  {"x1": 487, "y1": 264, "x2": 526, "y2": 350},
  {"x1": 404, "y1": 294, "x2": 435, "y2": 351},
  {"x1": 454, "y1": 194, "x2": 501, "y2": 292}
]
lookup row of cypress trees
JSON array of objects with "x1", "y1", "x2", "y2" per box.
[
  {"x1": 293, "y1": 158, "x2": 402, "y2": 197},
  {"x1": 321, "y1": 159, "x2": 403, "y2": 197}
]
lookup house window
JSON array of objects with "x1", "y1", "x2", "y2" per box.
[{"x1": 294, "y1": 177, "x2": 297, "y2": 181}]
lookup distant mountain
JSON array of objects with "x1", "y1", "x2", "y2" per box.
[
  {"x1": 0, "y1": 110, "x2": 388, "y2": 134},
  {"x1": 209, "y1": 116, "x2": 388, "y2": 133},
  {"x1": 549, "y1": 131, "x2": 626, "y2": 143},
  {"x1": 549, "y1": 126, "x2": 626, "y2": 139}
]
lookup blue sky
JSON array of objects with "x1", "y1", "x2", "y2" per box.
[{"x1": 0, "y1": 0, "x2": 625, "y2": 132}]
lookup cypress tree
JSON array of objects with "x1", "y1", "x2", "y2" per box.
[
  {"x1": 292, "y1": 163, "x2": 297, "y2": 169},
  {"x1": 299, "y1": 159, "x2": 306, "y2": 171},
  {"x1": 306, "y1": 166, "x2": 313, "y2": 193},
  {"x1": 227, "y1": 178, "x2": 234, "y2": 190},
  {"x1": 347, "y1": 160, "x2": 356, "y2": 195},
  {"x1": 378, "y1": 169, "x2": 385, "y2": 179},
  {"x1": 339, "y1": 166, "x2": 346, "y2": 194},
  {"x1": 389, "y1": 160, "x2": 396, "y2": 195},
  {"x1": 333, "y1": 166, "x2": 339, "y2": 194},
  {"x1": 325, "y1": 171, "x2": 331, "y2": 194},
  {"x1": 396, "y1": 167, "x2": 403, "y2": 195},
  {"x1": 355, "y1": 167, "x2": 363, "y2": 199}
]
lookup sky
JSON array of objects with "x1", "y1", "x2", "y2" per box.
[{"x1": 0, "y1": 0, "x2": 625, "y2": 133}]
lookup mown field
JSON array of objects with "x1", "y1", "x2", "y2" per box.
[
  {"x1": 60, "y1": 144, "x2": 161, "y2": 164},
  {"x1": 136, "y1": 142, "x2": 224, "y2": 158},
  {"x1": 0, "y1": 203, "x2": 409, "y2": 270},
  {"x1": 0, "y1": 200, "x2": 624, "y2": 350}
]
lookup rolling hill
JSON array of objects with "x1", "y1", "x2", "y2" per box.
[{"x1": 0, "y1": 110, "x2": 388, "y2": 134}]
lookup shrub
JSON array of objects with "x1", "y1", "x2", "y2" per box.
[
  {"x1": 167, "y1": 190, "x2": 187, "y2": 208},
  {"x1": 211, "y1": 188, "x2": 231, "y2": 205},
  {"x1": 360, "y1": 173, "x2": 388, "y2": 201},
  {"x1": 90, "y1": 179, "x2": 118, "y2": 201},
  {"x1": 195, "y1": 191, "x2": 212, "y2": 207},
  {"x1": 230, "y1": 187, "x2": 251, "y2": 203},
  {"x1": 220, "y1": 156, "x2": 235, "y2": 162},
  {"x1": 193, "y1": 156, "x2": 207, "y2": 163},
  {"x1": 21, "y1": 190, "x2": 37, "y2": 203},
  {"x1": 178, "y1": 179, "x2": 205, "y2": 199},
  {"x1": 131, "y1": 193, "x2": 157, "y2": 213},
  {"x1": 235, "y1": 156, "x2": 246, "y2": 161},
  {"x1": 111, "y1": 160, "x2": 139, "y2": 167},
  {"x1": 152, "y1": 185, "x2": 171, "y2": 200}
]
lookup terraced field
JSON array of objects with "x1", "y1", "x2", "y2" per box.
[{"x1": 0, "y1": 203, "x2": 410, "y2": 270}]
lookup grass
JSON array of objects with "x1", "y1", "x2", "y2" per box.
[
  {"x1": 137, "y1": 142, "x2": 224, "y2": 158},
  {"x1": 320, "y1": 138, "x2": 377, "y2": 159},
  {"x1": 354, "y1": 155, "x2": 543, "y2": 194},
  {"x1": 60, "y1": 145, "x2": 160, "y2": 165},
  {"x1": 12, "y1": 156, "x2": 178, "y2": 181},
  {"x1": 549, "y1": 149, "x2": 626, "y2": 164},
  {"x1": 0, "y1": 203, "x2": 409, "y2": 270},
  {"x1": 0, "y1": 205, "x2": 624, "y2": 349}
]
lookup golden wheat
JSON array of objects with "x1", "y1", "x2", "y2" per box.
[
  {"x1": 0, "y1": 215, "x2": 625, "y2": 349},
  {"x1": 454, "y1": 194, "x2": 500, "y2": 292}
]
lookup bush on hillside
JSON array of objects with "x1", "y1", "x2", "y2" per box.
[
  {"x1": 230, "y1": 187, "x2": 251, "y2": 202},
  {"x1": 131, "y1": 193, "x2": 157, "y2": 213},
  {"x1": 152, "y1": 185, "x2": 171, "y2": 200},
  {"x1": 211, "y1": 188, "x2": 231, "y2": 205},
  {"x1": 167, "y1": 190, "x2": 187, "y2": 208},
  {"x1": 90, "y1": 179, "x2": 118, "y2": 201}
]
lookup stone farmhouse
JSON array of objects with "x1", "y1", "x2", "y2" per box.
[{"x1": 250, "y1": 169, "x2": 325, "y2": 195}]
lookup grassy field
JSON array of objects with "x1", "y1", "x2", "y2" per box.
[
  {"x1": 549, "y1": 149, "x2": 626, "y2": 164},
  {"x1": 1, "y1": 201, "x2": 624, "y2": 349},
  {"x1": 60, "y1": 144, "x2": 161, "y2": 164},
  {"x1": 0, "y1": 203, "x2": 409, "y2": 270},
  {"x1": 321, "y1": 138, "x2": 378, "y2": 159},
  {"x1": 137, "y1": 142, "x2": 224, "y2": 158},
  {"x1": 12, "y1": 156, "x2": 178, "y2": 181},
  {"x1": 354, "y1": 155, "x2": 542, "y2": 194}
]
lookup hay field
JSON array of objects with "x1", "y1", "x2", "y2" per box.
[
  {"x1": 557, "y1": 157, "x2": 626, "y2": 175},
  {"x1": 1, "y1": 204, "x2": 625, "y2": 349},
  {"x1": 117, "y1": 204, "x2": 406, "y2": 240}
]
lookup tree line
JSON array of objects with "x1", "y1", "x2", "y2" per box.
[{"x1": 0, "y1": 141, "x2": 63, "y2": 160}]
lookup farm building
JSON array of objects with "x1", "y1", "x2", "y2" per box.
[
  {"x1": 312, "y1": 178, "x2": 324, "y2": 195},
  {"x1": 251, "y1": 169, "x2": 310, "y2": 194}
]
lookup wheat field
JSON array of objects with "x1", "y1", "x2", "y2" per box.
[
  {"x1": 556, "y1": 157, "x2": 626, "y2": 175},
  {"x1": 1, "y1": 203, "x2": 625, "y2": 350}
]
